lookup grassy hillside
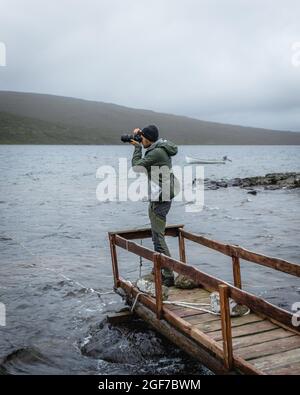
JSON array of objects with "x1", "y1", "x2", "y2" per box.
[{"x1": 0, "y1": 91, "x2": 299, "y2": 144}]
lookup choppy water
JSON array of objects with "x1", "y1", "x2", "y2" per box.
[{"x1": 0, "y1": 145, "x2": 299, "y2": 374}]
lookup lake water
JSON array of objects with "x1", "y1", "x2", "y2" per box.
[{"x1": 0, "y1": 145, "x2": 299, "y2": 374}]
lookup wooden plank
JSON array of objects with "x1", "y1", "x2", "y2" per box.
[
  {"x1": 168, "y1": 287, "x2": 209, "y2": 298},
  {"x1": 116, "y1": 236, "x2": 297, "y2": 333},
  {"x1": 163, "y1": 255, "x2": 298, "y2": 332},
  {"x1": 118, "y1": 277, "x2": 263, "y2": 375},
  {"x1": 237, "y1": 247, "x2": 300, "y2": 278},
  {"x1": 219, "y1": 285, "x2": 233, "y2": 370},
  {"x1": 133, "y1": 302, "x2": 229, "y2": 374},
  {"x1": 209, "y1": 320, "x2": 277, "y2": 341},
  {"x1": 168, "y1": 296, "x2": 211, "y2": 306},
  {"x1": 161, "y1": 254, "x2": 224, "y2": 291},
  {"x1": 109, "y1": 224, "x2": 183, "y2": 239},
  {"x1": 251, "y1": 348, "x2": 300, "y2": 371},
  {"x1": 115, "y1": 235, "x2": 155, "y2": 261},
  {"x1": 118, "y1": 277, "x2": 225, "y2": 361},
  {"x1": 227, "y1": 328, "x2": 295, "y2": 350},
  {"x1": 229, "y1": 286, "x2": 297, "y2": 333},
  {"x1": 154, "y1": 253, "x2": 163, "y2": 319},
  {"x1": 180, "y1": 229, "x2": 300, "y2": 278},
  {"x1": 106, "y1": 311, "x2": 134, "y2": 324},
  {"x1": 181, "y1": 229, "x2": 230, "y2": 256},
  {"x1": 108, "y1": 234, "x2": 120, "y2": 287},
  {"x1": 178, "y1": 228, "x2": 186, "y2": 263},
  {"x1": 191, "y1": 313, "x2": 263, "y2": 331},
  {"x1": 166, "y1": 306, "x2": 208, "y2": 318},
  {"x1": 232, "y1": 256, "x2": 242, "y2": 289},
  {"x1": 186, "y1": 313, "x2": 221, "y2": 325},
  {"x1": 237, "y1": 336, "x2": 300, "y2": 361},
  {"x1": 264, "y1": 362, "x2": 300, "y2": 375}
]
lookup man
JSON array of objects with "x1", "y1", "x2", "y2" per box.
[{"x1": 130, "y1": 124, "x2": 178, "y2": 286}]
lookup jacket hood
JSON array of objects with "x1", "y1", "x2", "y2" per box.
[{"x1": 146, "y1": 138, "x2": 178, "y2": 157}]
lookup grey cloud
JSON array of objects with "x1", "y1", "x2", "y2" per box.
[{"x1": 0, "y1": 0, "x2": 300, "y2": 130}]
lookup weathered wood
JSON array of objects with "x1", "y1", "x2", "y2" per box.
[
  {"x1": 115, "y1": 232, "x2": 297, "y2": 333},
  {"x1": 118, "y1": 277, "x2": 263, "y2": 375},
  {"x1": 209, "y1": 320, "x2": 277, "y2": 341},
  {"x1": 187, "y1": 313, "x2": 221, "y2": 325},
  {"x1": 109, "y1": 224, "x2": 183, "y2": 239},
  {"x1": 251, "y1": 348, "x2": 300, "y2": 372},
  {"x1": 178, "y1": 228, "x2": 187, "y2": 263},
  {"x1": 154, "y1": 253, "x2": 163, "y2": 319},
  {"x1": 166, "y1": 307, "x2": 208, "y2": 318},
  {"x1": 162, "y1": 254, "x2": 298, "y2": 332},
  {"x1": 219, "y1": 285, "x2": 233, "y2": 370},
  {"x1": 264, "y1": 362, "x2": 300, "y2": 375},
  {"x1": 237, "y1": 336, "x2": 300, "y2": 361},
  {"x1": 232, "y1": 256, "x2": 242, "y2": 289},
  {"x1": 109, "y1": 226, "x2": 300, "y2": 375},
  {"x1": 118, "y1": 277, "x2": 225, "y2": 361},
  {"x1": 229, "y1": 286, "x2": 298, "y2": 333},
  {"x1": 133, "y1": 301, "x2": 229, "y2": 374},
  {"x1": 191, "y1": 313, "x2": 264, "y2": 331},
  {"x1": 115, "y1": 235, "x2": 155, "y2": 261},
  {"x1": 181, "y1": 229, "x2": 231, "y2": 256},
  {"x1": 168, "y1": 287, "x2": 209, "y2": 300},
  {"x1": 228, "y1": 328, "x2": 295, "y2": 350},
  {"x1": 161, "y1": 254, "x2": 223, "y2": 291},
  {"x1": 108, "y1": 234, "x2": 120, "y2": 287},
  {"x1": 181, "y1": 229, "x2": 300, "y2": 278},
  {"x1": 106, "y1": 311, "x2": 134, "y2": 325},
  {"x1": 237, "y1": 247, "x2": 300, "y2": 278}
]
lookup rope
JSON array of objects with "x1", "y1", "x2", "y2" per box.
[
  {"x1": 163, "y1": 300, "x2": 220, "y2": 315},
  {"x1": 163, "y1": 300, "x2": 250, "y2": 317},
  {"x1": 130, "y1": 291, "x2": 147, "y2": 313}
]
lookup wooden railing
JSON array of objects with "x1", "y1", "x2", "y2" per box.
[{"x1": 108, "y1": 224, "x2": 300, "y2": 371}]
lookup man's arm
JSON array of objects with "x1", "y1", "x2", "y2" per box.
[{"x1": 131, "y1": 145, "x2": 158, "y2": 171}]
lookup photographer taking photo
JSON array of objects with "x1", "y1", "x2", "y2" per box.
[{"x1": 129, "y1": 124, "x2": 178, "y2": 286}]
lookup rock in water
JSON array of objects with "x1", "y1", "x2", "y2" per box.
[
  {"x1": 247, "y1": 190, "x2": 257, "y2": 195},
  {"x1": 175, "y1": 274, "x2": 198, "y2": 289}
]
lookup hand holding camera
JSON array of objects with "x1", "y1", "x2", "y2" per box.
[{"x1": 120, "y1": 128, "x2": 143, "y2": 145}]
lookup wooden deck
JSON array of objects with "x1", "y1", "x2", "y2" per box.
[
  {"x1": 167, "y1": 287, "x2": 300, "y2": 375},
  {"x1": 108, "y1": 224, "x2": 300, "y2": 375}
]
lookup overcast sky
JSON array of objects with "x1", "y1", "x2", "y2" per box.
[{"x1": 0, "y1": 0, "x2": 300, "y2": 131}]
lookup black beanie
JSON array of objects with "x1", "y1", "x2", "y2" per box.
[{"x1": 142, "y1": 125, "x2": 159, "y2": 142}]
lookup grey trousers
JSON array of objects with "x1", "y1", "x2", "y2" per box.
[{"x1": 148, "y1": 200, "x2": 173, "y2": 278}]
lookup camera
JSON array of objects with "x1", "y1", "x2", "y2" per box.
[{"x1": 120, "y1": 133, "x2": 142, "y2": 143}]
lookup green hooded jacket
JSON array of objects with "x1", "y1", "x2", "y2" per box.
[{"x1": 132, "y1": 138, "x2": 179, "y2": 201}]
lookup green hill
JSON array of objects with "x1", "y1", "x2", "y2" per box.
[{"x1": 0, "y1": 91, "x2": 299, "y2": 144}]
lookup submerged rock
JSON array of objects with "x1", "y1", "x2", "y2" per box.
[{"x1": 247, "y1": 190, "x2": 258, "y2": 195}]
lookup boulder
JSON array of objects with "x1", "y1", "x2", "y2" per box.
[{"x1": 175, "y1": 274, "x2": 198, "y2": 289}]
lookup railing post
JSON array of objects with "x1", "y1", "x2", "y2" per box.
[
  {"x1": 178, "y1": 228, "x2": 186, "y2": 263},
  {"x1": 109, "y1": 234, "x2": 120, "y2": 288},
  {"x1": 219, "y1": 284, "x2": 233, "y2": 371},
  {"x1": 154, "y1": 253, "x2": 163, "y2": 319},
  {"x1": 232, "y1": 255, "x2": 242, "y2": 289}
]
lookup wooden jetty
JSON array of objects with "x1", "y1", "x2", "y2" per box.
[{"x1": 108, "y1": 224, "x2": 300, "y2": 375}]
